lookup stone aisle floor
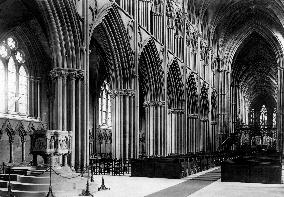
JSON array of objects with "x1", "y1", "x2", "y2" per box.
[
  {"x1": 52, "y1": 166, "x2": 284, "y2": 197},
  {"x1": 188, "y1": 165, "x2": 284, "y2": 197}
]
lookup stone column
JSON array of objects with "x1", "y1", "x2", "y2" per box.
[
  {"x1": 29, "y1": 76, "x2": 35, "y2": 117},
  {"x1": 75, "y1": 70, "x2": 84, "y2": 170},
  {"x1": 111, "y1": 89, "x2": 137, "y2": 159},
  {"x1": 7, "y1": 131, "x2": 14, "y2": 163},
  {"x1": 37, "y1": 78, "x2": 41, "y2": 119},
  {"x1": 277, "y1": 54, "x2": 284, "y2": 154},
  {"x1": 68, "y1": 71, "x2": 77, "y2": 169},
  {"x1": 50, "y1": 68, "x2": 64, "y2": 130},
  {"x1": 168, "y1": 109, "x2": 184, "y2": 154},
  {"x1": 144, "y1": 100, "x2": 166, "y2": 156},
  {"x1": 21, "y1": 137, "x2": 25, "y2": 162}
]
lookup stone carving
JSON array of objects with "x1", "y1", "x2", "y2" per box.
[
  {"x1": 166, "y1": 0, "x2": 183, "y2": 32},
  {"x1": 31, "y1": 130, "x2": 71, "y2": 155},
  {"x1": 211, "y1": 89, "x2": 217, "y2": 121},
  {"x1": 96, "y1": 129, "x2": 112, "y2": 144},
  {"x1": 97, "y1": 130, "x2": 104, "y2": 144},
  {"x1": 143, "y1": 100, "x2": 165, "y2": 107},
  {"x1": 200, "y1": 39, "x2": 210, "y2": 66},
  {"x1": 175, "y1": 7, "x2": 184, "y2": 36},
  {"x1": 152, "y1": 0, "x2": 164, "y2": 15},
  {"x1": 111, "y1": 89, "x2": 135, "y2": 97},
  {"x1": 2, "y1": 120, "x2": 15, "y2": 144},
  {"x1": 200, "y1": 82, "x2": 209, "y2": 119},
  {"x1": 18, "y1": 123, "x2": 27, "y2": 143},
  {"x1": 186, "y1": 21, "x2": 200, "y2": 52},
  {"x1": 50, "y1": 136, "x2": 55, "y2": 150},
  {"x1": 49, "y1": 68, "x2": 84, "y2": 80},
  {"x1": 139, "y1": 130, "x2": 145, "y2": 143},
  {"x1": 186, "y1": 73, "x2": 198, "y2": 115},
  {"x1": 49, "y1": 68, "x2": 65, "y2": 80},
  {"x1": 168, "y1": 109, "x2": 184, "y2": 114},
  {"x1": 33, "y1": 137, "x2": 47, "y2": 152},
  {"x1": 127, "y1": 20, "x2": 135, "y2": 51}
]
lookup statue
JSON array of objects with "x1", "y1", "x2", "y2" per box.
[
  {"x1": 187, "y1": 73, "x2": 198, "y2": 115},
  {"x1": 200, "y1": 82, "x2": 209, "y2": 119}
]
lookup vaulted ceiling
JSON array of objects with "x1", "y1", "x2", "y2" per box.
[
  {"x1": 233, "y1": 32, "x2": 277, "y2": 107},
  {"x1": 204, "y1": 0, "x2": 284, "y2": 109}
]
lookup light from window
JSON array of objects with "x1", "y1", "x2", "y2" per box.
[
  {"x1": 8, "y1": 58, "x2": 16, "y2": 113},
  {"x1": 99, "y1": 82, "x2": 112, "y2": 129},
  {"x1": 0, "y1": 37, "x2": 28, "y2": 116},
  {"x1": 7, "y1": 37, "x2": 16, "y2": 50},
  {"x1": 19, "y1": 66, "x2": 28, "y2": 114},
  {"x1": 15, "y1": 50, "x2": 25, "y2": 64},
  {"x1": 273, "y1": 108, "x2": 276, "y2": 127},
  {"x1": 0, "y1": 61, "x2": 5, "y2": 112},
  {"x1": 0, "y1": 44, "x2": 8, "y2": 58},
  {"x1": 260, "y1": 105, "x2": 267, "y2": 127}
]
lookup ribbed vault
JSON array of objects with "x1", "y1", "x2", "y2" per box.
[
  {"x1": 91, "y1": 5, "x2": 135, "y2": 88},
  {"x1": 232, "y1": 32, "x2": 278, "y2": 105},
  {"x1": 206, "y1": 0, "x2": 284, "y2": 114}
]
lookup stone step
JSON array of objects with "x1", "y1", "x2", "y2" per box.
[
  {"x1": 30, "y1": 170, "x2": 49, "y2": 177},
  {"x1": 19, "y1": 176, "x2": 50, "y2": 184},
  {"x1": 0, "y1": 174, "x2": 19, "y2": 181},
  {"x1": 10, "y1": 181, "x2": 49, "y2": 191},
  {"x1": 0, "y1": 188, "x2": 47, "y2": 197},
  {"x1": 0, "y1": 180, "x2": 8, "y2": 188}
]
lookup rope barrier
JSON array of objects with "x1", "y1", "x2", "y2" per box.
[{"x1": 49, "y1": 165, "x2": 91, "y2": 180}]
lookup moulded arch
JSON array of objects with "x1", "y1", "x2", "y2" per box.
[{"x1": 138, "y1": 38, "x2": 164, "y2": 101}]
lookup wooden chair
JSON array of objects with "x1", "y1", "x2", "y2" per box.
[{"x1": 112, "y1": 159, "x2": 124, "y2": 176}]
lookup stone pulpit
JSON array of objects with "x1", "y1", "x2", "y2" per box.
[{"x1": 30, "y1": 130, "x2": 72, "y2": 167}]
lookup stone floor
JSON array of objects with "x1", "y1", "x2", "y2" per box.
[{"x1": 45, "y1": 166, "x2": 284, "y2": 197}]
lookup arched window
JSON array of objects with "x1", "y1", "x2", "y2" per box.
[
  {"x1": 273, "y1": 108, "x2": 276, "y2": 127},
  {"x1": 19, "y1": 66, "x2": 28, "y2": 114},
  {"x1": 0, "y1": 37, "x2": 28, "y2": 116},
  {"x1": 99, "y1": 82, "x2": 112, "y2": 129},
  {"x1": 0, "y1": 61, "x2": 5, "y2": 113},
  {"x1": 260, "y1": 105, "x2": 267, "y2": 127},
  {"x1": 8, "y1": 58, "x2": 16, "y2": 113}
]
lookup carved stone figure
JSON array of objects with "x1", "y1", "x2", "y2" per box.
[
  {"x1": 186, "y1": 73, "x2": 198, "y2": 114},
  {"x1": 200, "y1": 82, "x2": 209, "y2": 119},
  {"x1": 211, "y1": 89, "x2": 217, "y2": 121}
]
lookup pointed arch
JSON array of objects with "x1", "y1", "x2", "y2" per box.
[
  {"x1": 138, "y1": 38, "x2": 164, "y2": 101},
  {"x1": 16, "y1": 121, "x2": 27, "y2": 143},
  {"x1": 91, "y1": 4, "x2": 134, "y2": 88},
  {"x1": 1, "y1": 120, "x2": 15, "y2": 143},
  {"x1": 167, "y1": 59, "x2": 184, "y2": 109}
]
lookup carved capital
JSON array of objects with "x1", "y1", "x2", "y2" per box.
[
  {"x1": 111, "y1": 89, "x2": 135, "y2": 98},
  {"x1": 143, "y1": 100, "x2": 165, "y2": 107},
  {"x1": 49, "y1": 68, "x2": 68, "y2": 80},
  {"x1": 75, "y1": 69, "x2": 84, "y2": 80},
  {"x1": 50, "y1": 68, "x2": 84, "y2": 80},
  {"x1": 168, "y1": 109, "x2": 184, "y2": 114}
]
